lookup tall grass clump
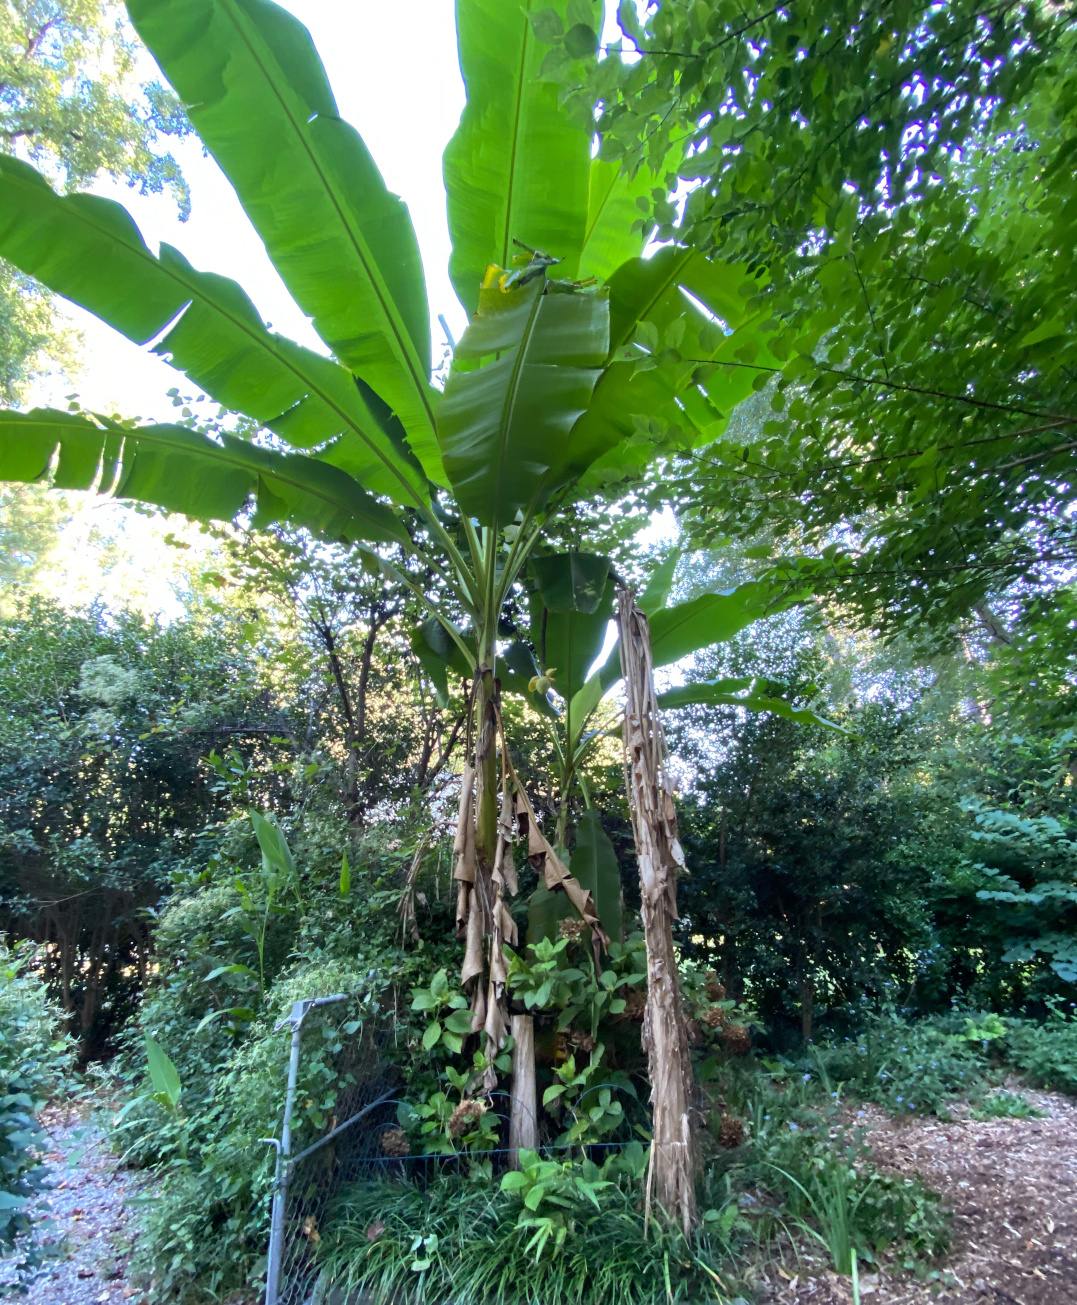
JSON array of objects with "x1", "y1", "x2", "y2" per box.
[{"x1": 316, "y1": 1155, "x2": 734, "y2": 1305}]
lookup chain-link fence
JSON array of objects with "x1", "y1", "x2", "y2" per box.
[
  {"x1": 263, "y1": 996, "x2": 399, "y2": 1305},
  {"x1": 263, "y1": 1000, "x2": 650, "y2": 1305}
]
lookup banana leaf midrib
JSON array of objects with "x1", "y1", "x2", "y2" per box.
[
  {"x1": 2, "y1": 164, "x2": 426, "y2": 511},
  {"x1": 494, "y1": 285, "x2": 546, "y2": 526},
  {"x1": 219, "y1": 0, "x2": 437, "y2": 439},
  {"x1": 582, "y1": 166, "x2": 623, "y2": 258},
  {"x1": 500, "y1": 22, "x2": 533, "y2": 271},
  {"x1": 617, "y1": 248, "x2": 699, "y2": 353}
]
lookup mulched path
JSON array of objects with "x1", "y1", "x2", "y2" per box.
[
  {"x1": 4, "y1": 1102, "x2": 149, "y2": 1305},
  {"x1": 763, "y1": 1087, "x2": 1077, "y2": 1305}
]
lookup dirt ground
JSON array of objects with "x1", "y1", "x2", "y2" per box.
[
  {"x1": 761, "y1": 1087, "x2": 1077, "y2": 1305},
  {"x1": 9, "y1": 1102, "x2": 149, "y2": 1305}
]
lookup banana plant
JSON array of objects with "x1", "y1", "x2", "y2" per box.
[
  {"x1": 502, "y1": 549, "x2": 844, "y2": 941},
  {"x1": 0, "y1": 0, "x2": 786, "y2": 1060}
]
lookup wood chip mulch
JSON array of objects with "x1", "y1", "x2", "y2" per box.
[{"x1": 753, "y1": 1088, "x2": 1077, "y2": 1305}]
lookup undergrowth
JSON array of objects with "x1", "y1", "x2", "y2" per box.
[
  {"x1": 317, "y1": 1148, "x2": 732, "y2": 1305},
  {"x1": 316, "y1": 1055, "x2": 951, "y2": 1305}
]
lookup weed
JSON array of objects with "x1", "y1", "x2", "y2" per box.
[{"x1": 969, "y1": 1090, "x2": 1045, "y2": 1120}]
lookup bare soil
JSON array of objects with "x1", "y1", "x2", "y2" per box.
[{"x1": 762, "y1": 1087, "x2": 1077, "y2": 1305}]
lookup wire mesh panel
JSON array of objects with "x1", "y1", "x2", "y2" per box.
[
  {"x1": 276, "y1": 1046, "x2": 399, "y2": 1305},
  {"x1": 269, "y1": 1016, "x2": 650, "y2": 1305}
]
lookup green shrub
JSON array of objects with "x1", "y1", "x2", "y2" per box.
[
  {"x1": 813, "y1": 1008, "x2": 987, "y2": 1114},
  {"x1": 969, "y1": 1090, "x2": 1044, "y2": 1120},
  {"x1": 716, "y1": 1059, "x2": 950, "y2": 1271},
  {"x1": 114, "y1": 817, "x2": 447, "y2": 1304},
  {"x1": 1004, "y1": 1004, "x2": 1077, "y2": 1093},
  {"x1": 0, "y1": 941, "x2": 73, "y2": 1276}
]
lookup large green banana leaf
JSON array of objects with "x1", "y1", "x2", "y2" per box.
[
  {"x1": 647, "y1": 582, "x2": 796, "y2": 669},
  {"x1": 586, "y1": 579, "x2": 800, "y2": 704},
  {"x1": 444, "y1": 0, "x2": 591, "y2": 313},
  {"x1": 530, "y1": 552, "x2": 612, "y2": 615},
  {"x1": 657, "y1": 677, "x2": 847, "y2": 733},
  {"x1": 531, "y1": 576, "x2": 615, "y2": 710},
  {"x1": 0, "y1": 409, "x2": 407, "y2": 546},
  {"x1": 438, "y1": 274, "x2": 609, "y2": 525},
  {"x1": 574, "y1": 249, "x2": 781, "y2": 489},
  {"x1": 527, "y1": 554, "x2": 614, "y2": 707},
  {"x1": 576, "y1": 158, "x2": 649, "y2": 285},
  {"x1": 410, "y1": 616, "x2": 474, "y2": 703},
  {"x1": 0, "y1": 155, "x2": 429, "y2": 509},
  {"x1": 126, "y1": 0, "x2": 443, "y2": 484}
]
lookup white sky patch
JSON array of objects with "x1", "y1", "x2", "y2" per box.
[{"x1": 31, "y1": 0, "x2": 467, "y2": 420}]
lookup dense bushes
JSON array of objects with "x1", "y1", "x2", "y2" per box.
[
  {"x1": 1004, "y1": 1004, "x2": 1077, "y2": 1094},
  {"x1": 315, "y1": 1047, "x2": 954, "y2": 1305},
  {"x1": 0, "y1": 940, "x2": 73, "y2": 1276},
  {"x1": 114, "y1": 814, "x2": 450, "y2": 1303}
]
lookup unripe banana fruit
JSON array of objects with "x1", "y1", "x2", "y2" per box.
[{"x1": 528, "y1": 668, "x2": 557, "y2": 695}]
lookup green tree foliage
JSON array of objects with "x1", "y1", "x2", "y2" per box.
[
  {"x1": 675, "y1": 697, "x2": 949, "y2": 1043},
  {"x1": 0, "y1": 596, "x2": 274, "y2": 1055},
  {"x1": 0, "y1": 0, "x2": 191, "y2": 396},
  {"x1": 565, "y1": 2, "x2": 1077, "y2": 667},
  {"x1": 205, "y1": 524, "x2": 468, "y2": 823}
]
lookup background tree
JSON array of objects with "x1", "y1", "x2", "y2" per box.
[
  {"x1": 0, "y1": 594, "x2": 273, "y2": 1056},
  {"x1": 0, "y1": 0, "x2": 191, "y2": 396},
  {"x1": 557, "y1": 2, "x2": 1077, "y2": 679}
]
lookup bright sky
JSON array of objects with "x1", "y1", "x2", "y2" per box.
[{"x1": 33, "y1": 0, "x2": 469, "y2": 420}]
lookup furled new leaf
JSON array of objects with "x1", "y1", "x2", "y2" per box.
[
  {"x1": 638, "y1": 550, "x2": 680, "y2": 616},
  {"x1": 251, "y1": 811, "x2": 298, "y2": 876}
]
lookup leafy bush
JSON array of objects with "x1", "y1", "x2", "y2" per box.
[
  {"x1": 813, "y1": 1008, "x2": 987, "y2": 1114},
  {"x1": 969, "y1": 1091, "x2": 1044, "y2": 1120},
  {"x1": 317, "y1": 1147, "x2": 733, "y2": 1305},
  {"x1": 111, "y1": 809, "x2": 459, "y2": 1305},
  {"x1": 1004, "y1": 1004, "x2": 1077, "y2": 1093},
  {"x1": 712, "y1": 1058, "x2": 950, "y2": 1272},
  {"x1": 0, "y1": 941, "x2": 73, "y2": 1275}
]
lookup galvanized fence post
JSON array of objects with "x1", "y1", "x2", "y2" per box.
[{"x1": 261, "y1": 994, "x2": 345, "y2": 1305}]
